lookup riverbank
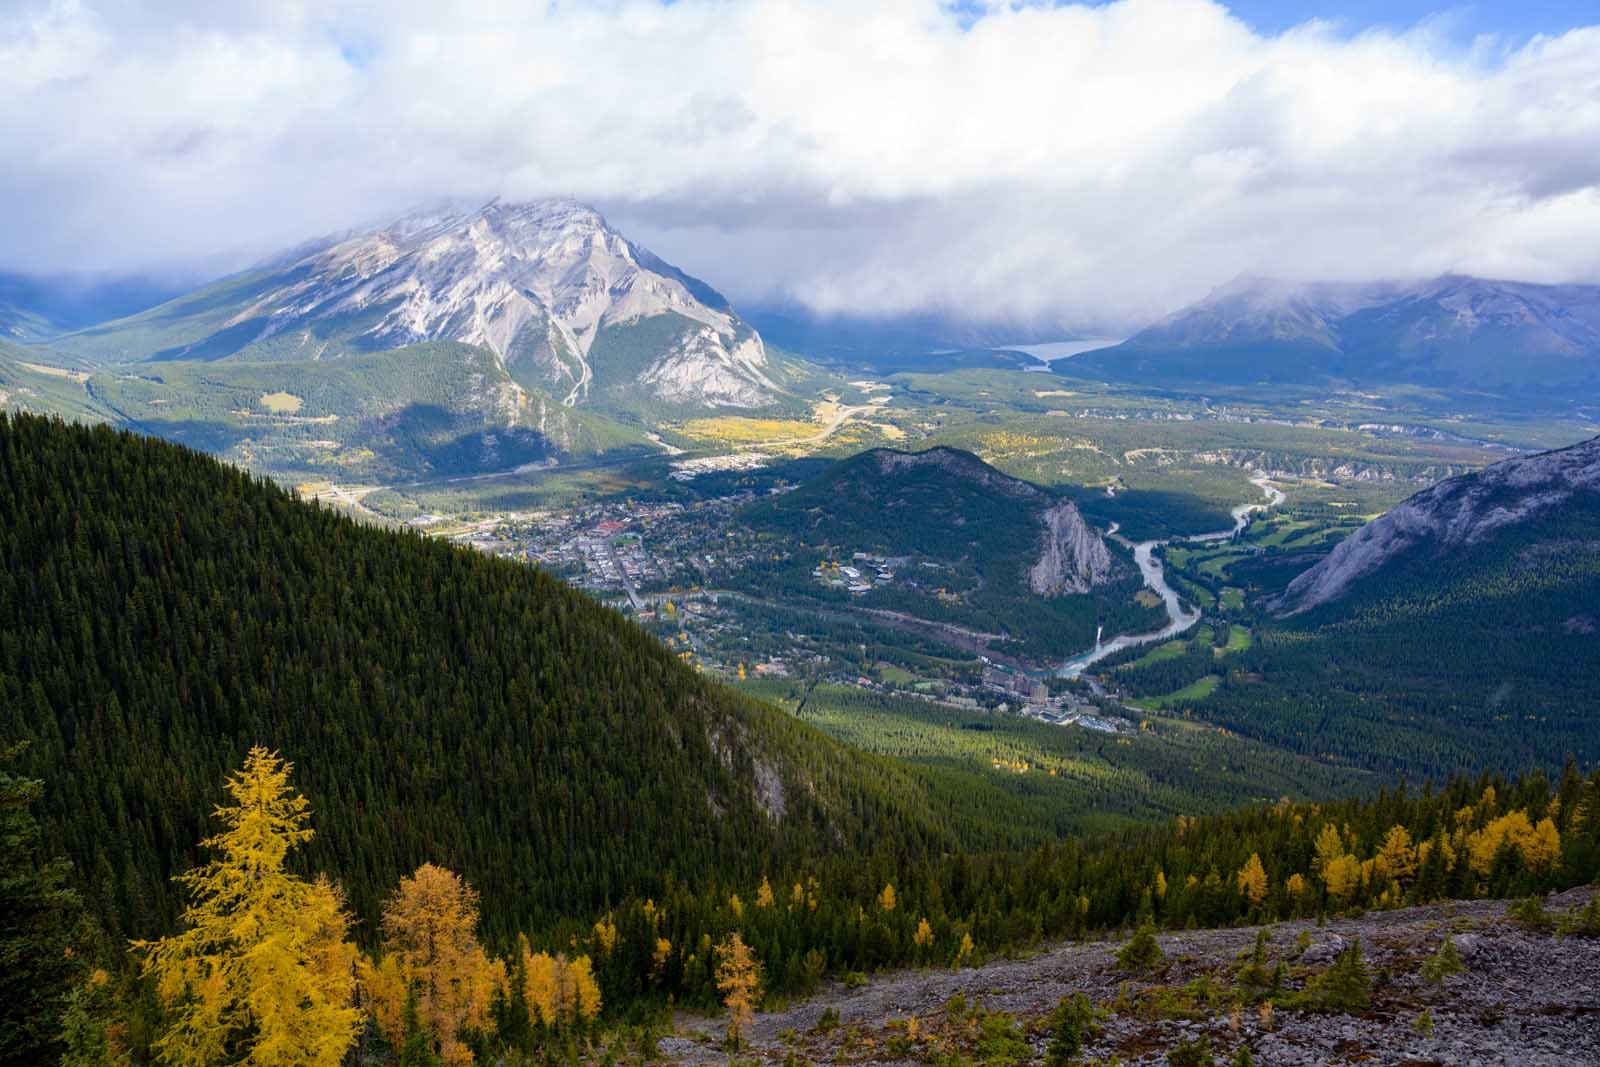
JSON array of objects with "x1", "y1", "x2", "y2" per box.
[{"x1": 1059, "y1": 472, "x2": 1283, "y2": 678}]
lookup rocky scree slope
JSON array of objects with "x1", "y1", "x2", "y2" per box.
[{"x1": 667, "y1": 888, "x2": 1600, "y2": 1067}]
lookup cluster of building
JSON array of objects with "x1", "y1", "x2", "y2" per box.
[{"x1": 811, "y1": 551, "x2": 900, "y2": 595}]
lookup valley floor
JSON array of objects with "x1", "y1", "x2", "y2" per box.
[{"x1": 664, "y1": 888, "x2": 1600, "y2": 1066}]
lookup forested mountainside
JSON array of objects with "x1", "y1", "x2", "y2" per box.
[
  {"x1": 735, "y1": 446, "x2": 1160, "y2": 659},
  {"x1": 0, "y1": 413, "x2": 1015, "y2": 946},
  {"x1": 5, "y1": 415, "x2": 1600, "y2": 1066},
  {"x1": 1094, "y1": 436, "x2": 1600, "y2": 777},
  {"x1": 1225, "y1": 440, "x2": 1600, "y2": 773}
]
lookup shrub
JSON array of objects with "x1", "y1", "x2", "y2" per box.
[
  {"x1": 1044, "y1": 993, "x2": 1098, "y2": 1066},
  {"x1": 1509, "y1": 896, "x2": 1552, "y2": 929},
  {"x1": 1421, "y1": 938, "x2": 1465, "y2": 984},
  {"x1": 1299, "y1": 938, "x2": 1370, "y2": 1013},
  {"x1": 1117, "y1": 919, "x2": 1164, "y2": 974},
  {"x1": 1560, "y1": 896, "x2": 1600, "y2": 937},
  {"x1": 1168, "y1": 1033, "x2": 1213, "y2": 1067}
]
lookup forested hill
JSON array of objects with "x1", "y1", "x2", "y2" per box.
[{"x1": 0, "y1": 414, "x2": 1004, "y2": 945}]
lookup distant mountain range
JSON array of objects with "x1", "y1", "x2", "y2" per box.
[{"x1": 1072, "y1": 275, "x2": 1600, "y2": 395}]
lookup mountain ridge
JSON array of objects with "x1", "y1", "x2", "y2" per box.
[
  {"x1": 1272, "y1": 433, "x2": 1600, "y2": 616},
  {"x1": 1074, "y1": 273, "x2": 1600, "y2": 393}
]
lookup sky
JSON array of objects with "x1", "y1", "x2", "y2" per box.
[{"x1": 2, "y1": 0, "x2": 1599, "y2": 331}]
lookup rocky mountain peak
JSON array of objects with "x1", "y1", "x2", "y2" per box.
[{"x1": 231, "y1": 198, "x2": 775, "y2": 409}]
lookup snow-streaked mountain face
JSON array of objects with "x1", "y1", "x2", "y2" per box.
[
  {"x1": 226, "y1": 199, "x2": 776, "y2": 409},
  {"x1": 1271, "y1": 435, "x2": 1600, "y2": 616}
]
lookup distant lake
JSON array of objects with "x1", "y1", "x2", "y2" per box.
[{"x1": 1002, "y1": 339, "x2": 1123, "y2": 362}]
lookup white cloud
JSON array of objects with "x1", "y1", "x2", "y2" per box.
[{"x1": 2, "y1": 0, "x2": 1598, "y2": 329}]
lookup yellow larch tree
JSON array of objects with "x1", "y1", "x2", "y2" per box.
[
  {"x1": 1313, "y1": 823, "x2": 1347, "y2": 876},
  {"x1": 136, "y1": 746, "x2": 361, "y2": 1067},
  {"x1": 370, "y1": 863, "x2": 506, "y2": 1066},
  {"x1": 1374, "y1": 825, "x2": 1418, "y2": 885},
  {"x1": 568, "y1": 955, "x2": 602, "y2": 1026},
  {"x1": 591, "y1": 914, "x2": 618, "y2": 957},
  {"x1": 1323, "y1": 854, "x2": 1364, "y2": 903},
  {"x1": 1236, "y1": 853, "x2": 1269, "y2": 906},
  {"x1": 715, "y1": 932, "x2": 763, "y2": 1048},
  {"x1": 954, "y1": 932, "x2": 975, "y2": 969},
  {"x1": 520, "y1": 947, "x2": 602, "y2": 1030},
  {"x1": 878, "y1": 882, "x2": 897, "y2": 912},
  {"x1": 522, "y1": 949, "x2": 559, "y2": 1029},
  {"x1": 755, "y1": 876, "x2": 776, "y2": 909},
  {"x1": 913, "y1": 918, "x2": 935, "y2": 951},
  {"x1": 650, "y1": 938, "x2": 673, "y2": 984},
  {"x1": 1523, "y1": 817, "x2": 1562, "y2": 872}
]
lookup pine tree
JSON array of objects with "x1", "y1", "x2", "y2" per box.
[
  {"x1": 399, "y1": 985, "x2": 444, "y2": 1067},
  {"x1": 1115, "y1": 918, "x2": 1163, "y2": 974},
  {"x1": 135, "y1": 747, "x2": 361, "y2": 1067},
  {"x1": 0, "y1": 749, "x2": 87, "y2": 1066}
]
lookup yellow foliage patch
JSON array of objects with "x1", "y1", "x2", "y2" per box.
[{"x1": 259, "y1": 391, "x2": 305, "y2": 414}]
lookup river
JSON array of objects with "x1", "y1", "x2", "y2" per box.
[{"x1": 1057, "y1": 472, "x2": 1285, "y2": 679}]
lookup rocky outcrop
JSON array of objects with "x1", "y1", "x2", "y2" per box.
[
  {"x1": 1272, "y1": 434, "x2": 1600, "y2": 616},
  {"x1": 1030, "y1": 500, "x2": 1117, "y2": 595}
]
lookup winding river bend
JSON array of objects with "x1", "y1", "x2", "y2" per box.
[{"x1": 1058, "y1": 473, "x2": 1286, "y2": 679}]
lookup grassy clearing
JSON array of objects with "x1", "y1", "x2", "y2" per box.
[
  {"x1": 1218, "y1": 627, "x2": 1253, "y2": 655},
  {"x1": 259, "y1": 391, "x2": 304, "y2": 413},
  {"x1": 1134, "y1": 674, "x2": 1221, "y2": 710}
]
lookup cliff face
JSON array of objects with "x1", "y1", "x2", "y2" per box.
[
  {"x1": 1272, "y1": 435, "x2": 1600, "y2": 616},
  {"x1": 1030, "y1": 500, "x2": 1117, "y2": 596}
]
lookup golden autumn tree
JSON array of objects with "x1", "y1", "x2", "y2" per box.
[
  {"x1": 714, "y1": 932, "x2": 763, "y2": 1048},
  {"x1": 1236, "y1": 853, "x2": 1269, "y2": 907},
  {"x1": 1374, "y1": 825, "x2": 1418, "y2": 885},
  {"x1": 1323, "y1": 855, "x2": 1364, "y2": 904},
  {"x1": 878, "y1": 882, "x2": 897, "y2": 912},
  {"x1": 368, "y1": 863, "x2": 506, "y2": 1066},
  {"x1": 1313, "y1": 823, "x2": 1347, "y2": 876},
  {"x1": 137, "y1": 747, "x2": 361, "y2": 1067},
  {"x1": 520, "y1": 947, "x2": 601, "y2": 1031}
]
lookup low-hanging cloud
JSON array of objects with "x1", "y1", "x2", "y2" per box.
[{"x1": 2, "y1": 0, "x2": 1598, "y2": 329}]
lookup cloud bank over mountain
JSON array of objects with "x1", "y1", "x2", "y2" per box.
[{"x1": 3, "y1": 0, "x2": 1599, "y2": 329}]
